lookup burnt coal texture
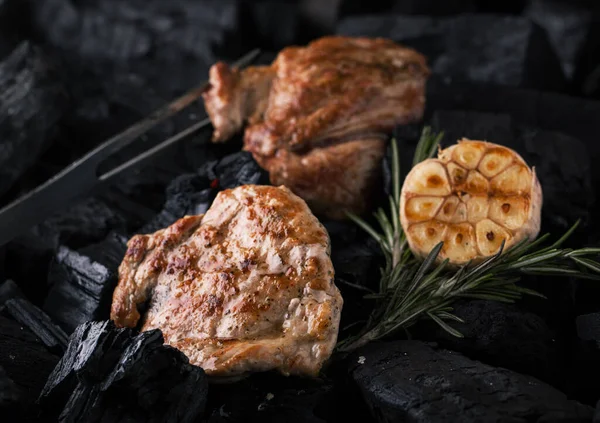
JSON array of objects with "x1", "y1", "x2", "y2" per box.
[
  {"x1": 142, "y1": 151, "x2": 268, "y2": 233},
  {"x1": 568, "y1": 312, "x2": 600, "y2": 405},
  {"x1": 3, "y1": 197, "x2": 129, "y2": 305},
  {"x1": 206, "y1": 375, "x2": 335, "y2": 423},
  {"x1": 39, "y1": 320, "x2": 208, "y2": 423},
  {"x1": 337, "y1": 14, "x2": 567, "y2": 91},
  {"x1": 350, "y1": 340, "x2": 594, "y2": 422},
  {"x1": 526, "y1": 0, "x2": 592, "y2": 81},
  {"x1": 0, "y1": 1, "x2": 599, "y2": 422},
  {"x1": 339, "y1": 0, "x2": 528, "y2": 17},
  {"x1": 413, "y1": 300, "x2": 560, "y2": 384},
  {"x1": 0, "y1": 315, "x2": 60, "y2": 421},
  {"x1": 0, "y1": 41, "x2": 68, "y2": 199},
  {"x1": 44, "y1": 232, "x2": 128, "y2": 334}
]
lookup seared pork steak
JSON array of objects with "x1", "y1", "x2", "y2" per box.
[
  {"x1": 202, "y1": 36, "x2": 430, "y2": 218},
  {"x1": 111, "y1": 185, "x2": 343, "y2": 378}
]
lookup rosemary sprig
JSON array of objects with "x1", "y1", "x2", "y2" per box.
[{"x1": 336, "y1": 127, "x2": 600, "y2": 353}]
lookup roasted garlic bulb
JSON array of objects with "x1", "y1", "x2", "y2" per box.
[{"x1": 400, "y1": 139, "x2": 543, "y2": 265}]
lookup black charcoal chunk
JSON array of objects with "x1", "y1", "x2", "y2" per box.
[
  {"x1": 350, "y1": 340, "x2": 594, "y2": 422},
  {"x1": 206, "y1": 373, "x2": 334, "y2": 423},
  {"x1": 0, "y1": 0, "x2": 27, "y2": 58},
  {"x1": 44, "y1": 233, "x2": 127, "y2": 334},
  {"x1": 39, "y1": 320, "x2": 208, "y2": 423},
  {"x1": 0, "y1": 41, "x2": 68, "y2": 197},
  {"x1": 4, "y1": 297, "x2": 68, "y2": 353},
  {"x1": 0, "y1": 279, "x2": 24, "y2": 309},
  {"x1": 5, "y1": 198, "x2": 127, "y2": 306},
  {"x1": 142, "y1": 152, "x2": 268, "y2": 233},
  {"x1": 339, "y1": 0, "x2": 526, "y2": 16},
  {"x1": 526, "y1": 0, "x2": 592, "y2": 80},
  {"x1": 243, "y1": 0, "x2": 300, "y2": 50},
  {"x1": 204, "y1": 151, "x2": 270, "y2": 190},
  {"x1": 566, "y1": 313, "x2": 600, "y2": 405},
  {"x1": 0, "y1": 365, "x2": 21, "y2": 411},
  {"x1": 337, "y1": 14, "x2": 566, "y2": 91},
  {"x1": 413, "y1": 300, "x2": 560, "y2": 384},
  {"x1": 141, "y1": 173, "x2": 214, "y2": 234},
  {"x1": 577, "y1": 312, "x2": 600, "y2": 341},
  {"x1": 0, "y1": 315, "x2": 60, "y2": 412}
]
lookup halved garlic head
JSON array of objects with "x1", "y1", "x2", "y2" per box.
[{"x1": 400, "y1": 139, "x2": 543, "y2": 265}]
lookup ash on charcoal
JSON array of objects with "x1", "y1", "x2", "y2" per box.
[
  {"x1": 350, "y1": 340, "x2": 594, "y2": 422},
  {"x1": 337, "y1": 14, "x2": 566, "y2": 91},
  {"x1": 526, "y1": 0, "x2": 591, "y2": 81},
  {"x1": 0, "y1": 41, "x2": 68, "y2": 198},
  {"x1": 413, "y1": 300, "x2": 560, "y2": 384},
  {"x1": 44, "y1": 232, "x2": 127, "y2": 334},
  {"x1": 0, "y1": 315, "x2": 60, "y2": 418},
  {"x1": 39, "y1": 320, "x2": 208, "y2": 423}
]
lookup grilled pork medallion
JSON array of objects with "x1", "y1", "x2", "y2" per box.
[
  {"x1": 110, "y1": 185, "x2": 343, "y2": 378},
  {"x1": 202, "y1": 36, "x2": 430, "y2": 219},
  {"x1": 400, "y1": 139, "x2": 543, "y2": 265}
]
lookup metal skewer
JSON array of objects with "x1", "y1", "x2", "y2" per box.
[{"x1": 0, "y1": 49, "x2": 261, "y2": 247}]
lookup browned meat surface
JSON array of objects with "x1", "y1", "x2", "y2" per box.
[
  {"x1": 202, "y1": 36, "x2": 430, "y2": 219},
  {"x1": 110, "y1": 185, "x2": 343, "y2": 379}
]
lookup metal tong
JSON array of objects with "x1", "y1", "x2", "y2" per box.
[{"x1": 0, "y1": 49, "x2": 261, "y2": 247}]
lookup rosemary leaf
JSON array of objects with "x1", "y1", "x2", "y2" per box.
[{"x1": 336, "y1": 126, "x2": 600, "y2": 354}]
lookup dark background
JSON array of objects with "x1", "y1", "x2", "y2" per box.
[{"x1": 2, "y1": 1, "x2": 600, "y2": 422}]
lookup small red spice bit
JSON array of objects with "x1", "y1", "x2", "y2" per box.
[{"x1": 210, "y1": 179, "x2": 219, "y2": 189}]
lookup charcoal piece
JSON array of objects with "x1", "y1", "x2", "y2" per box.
[
  {"x1": 39, "y1": 320, "x2": 208, "y2": 423},
  {"x1": 339, "y1": 0, "x2": 527, "y2": 16},
  {"x1": 574, "y1": 7, "x2": 600, "y2": 99},
  {"x1": 142, "y1": 151, "x2": 268, "y2": 233},
  {"x1": 337, "y1": 14, "x2": 566, "y2": 91},
  {"x1": 0, "y1": 315, "x2": 60, "y2": 410},
  {"x1": 565, "y1": 313, "x2": 600, "y2": 406},
  {"x1": 204, "y1": 151, "x2": 270, "y2": 190},
  {"x1": 577, "y1": 312, "x2": 600, "y2": 341},
  {"x1": 413, "y1": 300, "x2": 560, "y2": 384},
  {"x1": 0, "y1": 365, "x2": 21, "y2": 409},
  {"x1": 350, "y1": 340, "x2": 594, "y2": 422},
  {"x1": 4, "y1": 298, "x2": 68, "y2": 353},
  {"x1": 4, "y1": 198, "x2": 128, "y2": 305},
  {"x1": 0, "y1": 279, "x2": 24, "y2": 309},
  {"x1": 44, "y1": 232, "x2": 127, "y2": 334},
  {"x1": 0, "y1": 41, "x2": 68, "y2": 197},
  {"x1": 0, "y1": 0, "x2": 27, "y2": 58},
  {"x1": 140, "y1": 173, "x2": 214, "y2": 234},
  {"x1": 206, "y1": 373, "x2": 335, "y2": 423},
  {"x1": 526, "y1": 0, "x2": 592, "y2": 80},
  {"x1": 242, "y1": 0, "x2": 300, "y2": 50}
]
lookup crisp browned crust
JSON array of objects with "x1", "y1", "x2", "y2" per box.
[
  {"x1": 110, "y1": 185, "x2": 343, "y2": 378},
  {"x1": 201, "y1": 36, "x2": 430, "y2": 218}
]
